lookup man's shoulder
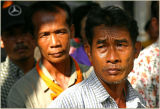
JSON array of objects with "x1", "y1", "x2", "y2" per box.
[{"x1": 11, "y1": 67, "x2": 37, "y2": 89}]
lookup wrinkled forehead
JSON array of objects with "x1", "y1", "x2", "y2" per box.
[{"x1": 93, "y1": 25, "x2": 130, "y2": 40}]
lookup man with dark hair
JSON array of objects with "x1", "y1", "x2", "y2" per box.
[
  {"x1": 0, "y1": 2, "x2": 36, "y2": 108},
  {"x1": 48, "y1": 6, "x2": 145, "y2": 108},
  {"x1": 7, "y1": 1, "x2": 92, "y2": 108},
  {"x1": 128, "y1": 1, "x2": 159, "y2": 108}
]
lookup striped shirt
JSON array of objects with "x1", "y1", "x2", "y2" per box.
[{"x1": 48, "y1": 70, "x2": 146, "y2": 108}]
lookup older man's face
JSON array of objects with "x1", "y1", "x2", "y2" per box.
[
  {"x1": 32, "y1": 8, "x2": 72, "y2": 63},
  {"x1": 88, "y1": 25, "x2": 140, "y2": 84}
]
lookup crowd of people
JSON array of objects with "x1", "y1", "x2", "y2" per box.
[{"x1": 0, "y1": 1, "x2": 159, "y2": 108}]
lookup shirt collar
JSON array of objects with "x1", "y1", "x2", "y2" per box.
[
  {"x1": 39, "y1": 57, "x2": 79, "y2": 91},
  {"x1": 89, "y1": 70, "x2": 146, "y2": 108},
  {"x1": 126, "y1": 80, "x2": 146, "y2": 108}
]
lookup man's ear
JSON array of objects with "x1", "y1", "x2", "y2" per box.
[
  {"x1": 1, "y1": 37, "x2": 5, "y2": 48},
  {"x1": 134, "y1": 41, "x2": 142, "y2": 58},
  {"x1": 70, "y1": 24, "x2": 75, "y2": 39},
  {"x1": 84, "y1": 43, "x2": 92, "y2": 64}
]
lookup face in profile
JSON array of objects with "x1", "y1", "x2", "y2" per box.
[
  {"x1": 1, "y1": 25, "x2": 36, "y2": 61},
  {"x1": 87, "y1": 25, "x2": 140, "y2": 84},
  {"x1": 32, "y1": 8, "x2": 72, "y2": 63}
]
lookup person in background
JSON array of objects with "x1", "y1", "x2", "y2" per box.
[
  {"x1": 48, "y1": 5, "x2": 145, "y2": 108},
  {"x1": 7, "y1": 1, "x2": 92, "y2": 108},
  {"x1": 128, "y1": 1, "x2": 159, "y2": 108},
  {"x1": 0, "y1": 1, "x2": 36, "y2": 108},
  {"x1": 70, "y1": 2, "x2": 100, "y2": 66},
  {"x1": 141, "y1": 19, "x2": 158, "y2": 49}
]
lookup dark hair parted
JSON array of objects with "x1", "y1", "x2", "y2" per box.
[
  {"x1": 28, "y1": 1, "x2": 72, "y2": 37},
  {"x1": 85, "y1": 6, "x2": 139, "y2": 46},
  {"x1": 151, "y1": 1, "x2": 159, "y2": 18}
]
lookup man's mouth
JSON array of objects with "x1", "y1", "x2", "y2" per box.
[
  {"x1": 14, "y1": 47, "x2": 28, "y2": 53},
  {"x1": 49, "y1": 51, "x2": 64, "y2": 57},
  {"x1": 106, "y1": 68, "x2": 121, "y2": 75}
]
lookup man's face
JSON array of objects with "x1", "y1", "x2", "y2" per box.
[
  {"x1": 1, "y1": 25, "x2": 36, "y2": 61},
  {"x1": 32, "y1": 9, "x2": 72, "y2": 63},
  {"x1": 87, "y1": 25, "x2": 140, "y2": 84}
]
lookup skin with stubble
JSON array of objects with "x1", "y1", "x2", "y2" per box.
[
  {"x1": 86, "y1": 25, "x2": 141, "y2": 108},
  {"x1": 32, "y1": 8, "x2": 74, "y2": 89}
]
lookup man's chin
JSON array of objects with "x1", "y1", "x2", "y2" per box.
[
  {"x1": 106, "y1": 77, "x2": 127, "y2": 85},
  {"x1": 17, "y1": 56, "x2": 29, "y2": 62},
  {"x1": 49, "y1": 56, "x2": 68, "y2": 64}
]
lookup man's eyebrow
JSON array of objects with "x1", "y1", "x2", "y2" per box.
[
  {"x1": 54, "y1": 28, "x2": 67, "y2": 33},
  {"x1": 38, "y1": 32, "x2": 49, "y2": 36},
  {"x1": 115, "y1": 39, "x2": 128, "y2": 43},
  {"x1": 96, "y1": 39, "x2": 106, "y2": 44}
]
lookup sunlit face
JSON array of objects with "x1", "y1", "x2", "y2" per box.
[
  {"x1": 32, "y1": 9, "x2": 72, "y2": 63},
  {"x1": 88, "y1": 25, "x2": 139, "y2": 84},
  {"x1": 1, "y1": 25, "x2": 35, "y2": 61}
]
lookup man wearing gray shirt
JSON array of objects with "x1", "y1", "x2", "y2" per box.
[{"x1": 48, "y1": 6, "x2": 146, "y2": 108}]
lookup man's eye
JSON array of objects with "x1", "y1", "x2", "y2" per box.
[
  {"x1": 117, "y1": 43, "x2": 127, "y2": 47},
  {"x1": 40, "y1": 33, "x2": 50, "y2": 38},
  {"x1": 97, "y1": 45, "x2": 104, "y2": 48},
  {"x1": 117, "y1": 43, "x2": 123, "y2": 46},
  {"x1": 58, "y1": 31, "x2": 66, "y2": 34},
  {"x1": 55, "y1": 30, "x2": 67, "y2": 35}
]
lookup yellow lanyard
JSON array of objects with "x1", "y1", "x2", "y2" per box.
[{"x1": 36, "y1": 58, "x2": 83, "y2": 100}]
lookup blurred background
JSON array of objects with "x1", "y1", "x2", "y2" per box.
[
  {"x1": 1, "y1": 1, "x2": 157, "y2": 62},
  {"x1": 15, "y1": 1, "x2": 153, "y2": 42}
]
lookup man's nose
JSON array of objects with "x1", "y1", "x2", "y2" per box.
[
  {"x1": 50, "y1": 34, "x2": 61, "y2": 48},
  {"x1": 106, "y1": 46, "x2": 120, "y2": 64},
  {"x1": 15, "y1": 35, "x2": 25, "y2": 43}
]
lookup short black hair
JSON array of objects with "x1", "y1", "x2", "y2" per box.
[
  {"x1": 28, "y1": 1, "x2": 72, "y2": 37},
  {"x1": 151, "y1": 1, "x2": 159, "y2": 18},
  {"x1": 85, "y1": 6, "x2": 139, "y2": 46},
  {"x1": 72, "y1": 2, "x2": 100, "y2": 39}
]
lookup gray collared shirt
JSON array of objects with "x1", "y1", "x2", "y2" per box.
[
  {"x1": 7, "y1": 58, "x2": 92, "y2": 108},
  {"x1": 48, "y1": 70, "x2": 146, "y2": 108}
]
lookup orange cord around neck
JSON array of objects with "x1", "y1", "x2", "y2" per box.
[{"x1": 36, "y1": 58, "x2": 82, "y2": 100}]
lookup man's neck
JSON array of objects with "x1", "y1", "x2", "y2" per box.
[
  {"x1": 101, "y1": 79, "x2": 127, "y2": 108},
  {"x1": 11, "y1": 57, "x2": 35, "y2": 74},
  {"x1": 42, "y1": 56, "x2": 72, "y2": 89}
]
